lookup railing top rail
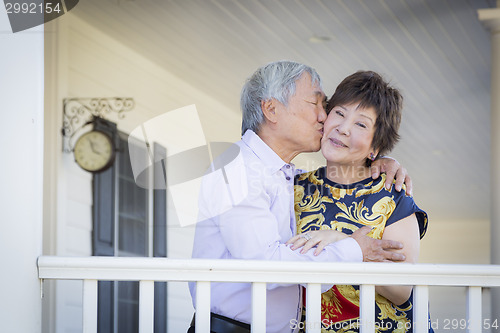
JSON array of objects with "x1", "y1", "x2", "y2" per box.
[{"x1": 38, "y1": 256, "x2": 500, "y2": 287}]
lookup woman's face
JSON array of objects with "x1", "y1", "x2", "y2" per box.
[{"x1": 321, "y1": 101, "x2": 377, "y2": 167}]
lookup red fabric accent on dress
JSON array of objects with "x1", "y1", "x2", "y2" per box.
[{"x1": 322, "y1": 286, "x2": 359, "y2": 323}]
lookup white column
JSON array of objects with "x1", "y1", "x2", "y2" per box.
[
  {"x1": 0, "y1": 8, "x2": 44, "y2": 333},
  {"x1": 479, "y1": 2, "x2": 500, "y2": 324}
]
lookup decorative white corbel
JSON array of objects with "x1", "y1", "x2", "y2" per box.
[{"x1": 478, "y1": 7, "x2": 500, "y2": 33}]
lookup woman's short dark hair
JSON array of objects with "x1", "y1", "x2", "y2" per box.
[{"x1": 326, "y1": 70, "x2": 403, "y2": 162}]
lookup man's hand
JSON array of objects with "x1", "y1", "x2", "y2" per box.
[
  {"x1": 351, "y1": 226, "x2": 405, "y2": 262},
  {"x1": 371, "y1": 157, "x2": 412, "y2": 195}
]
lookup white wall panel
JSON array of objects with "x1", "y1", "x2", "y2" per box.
[{"x1": 0, "y1": 5, "x2": 44, "y2": 333}]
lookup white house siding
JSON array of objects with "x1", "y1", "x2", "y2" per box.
[{"x1": 42, "y1": 12, "x2": 493, "y2": 333}]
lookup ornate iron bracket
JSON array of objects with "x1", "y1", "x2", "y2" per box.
[{"x1": 62, "y1": 97, "x2": 135, "y2": 152}]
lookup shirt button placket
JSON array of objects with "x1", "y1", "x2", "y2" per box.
[{"x1": 285, "y1": 164, "x2": 292, "y2": 181}]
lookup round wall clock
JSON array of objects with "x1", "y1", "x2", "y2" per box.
[{"x1": 74, "y1": 130, "x2": 116, "y2": 173}]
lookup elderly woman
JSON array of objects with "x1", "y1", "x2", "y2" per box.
[{"x1": 291, "y1": 71, "x2": 432, "y2": 333}]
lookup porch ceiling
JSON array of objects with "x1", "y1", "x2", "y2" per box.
[{"x1": 71, "y1": 0, "x2": 495, "y2": 222}]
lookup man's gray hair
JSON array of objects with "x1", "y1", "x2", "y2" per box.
[{"x1": 240, "y1": 60, "x2": 322, "y2": 135}]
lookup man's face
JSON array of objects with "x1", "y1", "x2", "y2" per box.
[{"x1": 275, "y1": 73, "x2": 327, "y2": 157}]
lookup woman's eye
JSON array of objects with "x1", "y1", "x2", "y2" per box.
[
  {"x1": 356, "y1": 122, "x2": 367, "y2": 128},
  {"x1": 335, "y1": 110, "x2": 344, "y2": 117}
]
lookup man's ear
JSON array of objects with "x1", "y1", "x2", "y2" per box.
[{"x1": 261, "y1": 99, "x2": 278, "y2": 124}]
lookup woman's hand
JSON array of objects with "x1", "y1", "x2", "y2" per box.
[{"x1": 286, "y1": 230, "x2": 349, "y2": 256}]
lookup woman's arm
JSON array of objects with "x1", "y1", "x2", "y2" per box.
[
  {"x1": 286, "y1": 229, "x2": 349, "y2": 255},
  {"x1": 375, "y1": 213, "x2": 420, "y2": 305}
]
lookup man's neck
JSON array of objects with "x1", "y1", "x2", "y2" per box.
[{"x1": 256, "y1": 128, "x2": 298, "y2": 163}]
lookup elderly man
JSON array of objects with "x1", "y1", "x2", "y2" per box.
[{"x1": 188, "y1": 61, "x2": 409, "y2": 333}]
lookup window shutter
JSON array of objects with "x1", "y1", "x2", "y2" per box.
[
  {"x1": 93, "y1": 162, "x2": 116, "y2": 331},
  {"x1": 153, "y1": 142, "x2": 167, "y2": 257},
  {"x1": 92, "y1": 165, "x2": 115, "y2": 256},
  {"x1": 92, "y1": 119, "x2": 118, "y2": 333},
  {"x1": 92, "y1": 120, "x2": 118, "y2": 256},
  {"x1": 153, "y1": 142, "x2": 167, "y2": 333}
]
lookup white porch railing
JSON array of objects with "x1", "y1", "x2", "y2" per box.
[{"x1": 37, "y1": 256, "x2": 500, "y2": 333}]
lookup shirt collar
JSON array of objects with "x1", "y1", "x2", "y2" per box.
[{"x1": 242, "y1": 130, "x2": 293, "y2": 173}]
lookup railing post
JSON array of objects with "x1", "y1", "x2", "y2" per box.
[
  {"x1": 306, "y1": 283, "x2": 321, "y2": 333},
  {"x1": 359, "y1": 284, "x2": 375, "y2": 333},
  {"x1": 195, "y1": 281, "x2": 211, "y2": 333},
  {"x1": 413, "y1": 285, "x2": 429, "y2": 333},
  {"x1": 251, "y1": 282, "x2": 266, "y2": 332},
  {"x1": 83, "y1": 279, "x2": 98, "y2": 333},
  {"x1": 467, "y1": 286, "x2": 482, "y2": 333},
  {"x1": 139, "y1": 280, "x2": 155, "y2": 333}
]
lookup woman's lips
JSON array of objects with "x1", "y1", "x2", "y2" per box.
[{"x1": 329, "y1": 137, "x2": 347, "y2": 148}]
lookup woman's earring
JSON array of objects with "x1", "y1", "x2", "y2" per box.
[{"x1": 369, "y1": 153, "x2": 376, "y2": 161}]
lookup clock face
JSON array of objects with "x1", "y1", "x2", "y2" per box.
[{"x1": 74, "y1": 130, "x2": 115, "y2": 172}]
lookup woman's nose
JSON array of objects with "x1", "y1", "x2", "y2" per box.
[{"x1": 336, "y1": 122, "x2": 350, "y2": 136}]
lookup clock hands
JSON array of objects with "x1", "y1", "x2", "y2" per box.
[{"x1": 89, "y1": 139, "x2": 104, "y2": 156}]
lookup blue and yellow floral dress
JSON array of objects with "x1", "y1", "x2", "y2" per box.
[{"x1": 294, "y1": 167, "x2": 430, "y2": 333}]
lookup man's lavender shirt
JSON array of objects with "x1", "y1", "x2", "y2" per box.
[{"x1": 189, "y1": 130, "x2": 362, "y2": 333}]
